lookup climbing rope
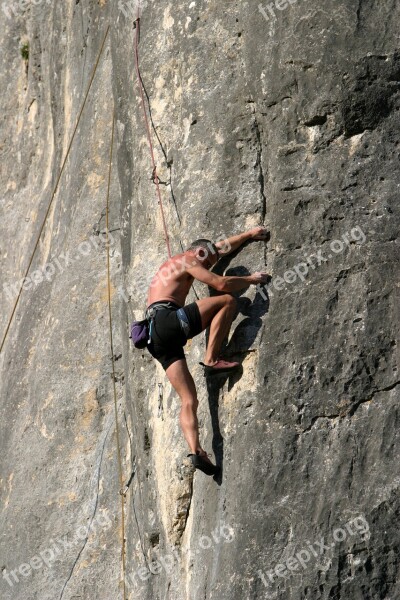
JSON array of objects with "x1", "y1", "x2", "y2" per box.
[
  {"x1": 1, "y1": 23, "x2": 128, "y2": 597},
  {"x1": 0, "y1": 25, "x2": 110, "y2": 355},
  {"x1": 134, "y1": 4, "x2": 172, "y2": 258},
  {"x1": 105, "y1": 111, "x2": 127, "y2": 599},
  {"x1": 132, "y1": 7, "x2": 201, "y2": 304}
]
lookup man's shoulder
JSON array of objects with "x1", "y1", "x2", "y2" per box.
[{"x1": 169, "y1": 251, "x2": 199, "y2": 269}]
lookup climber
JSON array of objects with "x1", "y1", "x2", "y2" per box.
[{"x1": 145, "y1": 226, "x2": 270, "y2": 476}]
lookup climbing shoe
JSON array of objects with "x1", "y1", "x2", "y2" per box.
[
  {"x1": 199, "y1": 359, "x2": 240, "y2": 376},
  {"x1": 188, "y1": 451, "x2": 220, "y2": 477}
]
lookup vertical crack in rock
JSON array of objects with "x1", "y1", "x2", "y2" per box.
[
  {"x1": 171, "y1": 461, "x2": 195, "y2": 545},
  {"x1": 253, "y1": 116, "x2": 267, "y2": 225},
  {"x1": 123, "y1": 410, "x2": 134, "y2": 460},
  {"x1": 122, "y1": 410, "x2": 137, "y2": 496},
  {"x1": 252, "y1": 111, "x2": 268, "y2": 264},
  {"x1": 356, "y1": 0, "x2": 362, "y2": 31}
]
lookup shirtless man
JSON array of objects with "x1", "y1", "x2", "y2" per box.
[{"x1": 146, "y1": 227, "x2": 269, "y2": 476}]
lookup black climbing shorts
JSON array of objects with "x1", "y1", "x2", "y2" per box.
[{"x1": 146, "y1": 301, "x2": 203, "y2": 371}]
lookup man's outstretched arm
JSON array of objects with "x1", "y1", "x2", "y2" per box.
[
  {"x1": 187, "y1": 261, "x2": 270, "y2": 292},
  {"x1": 215, "y1": 226, "x2": 268, "y2": 257}
]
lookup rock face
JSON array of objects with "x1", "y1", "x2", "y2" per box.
[{"x1": 1, "y1": 1, "x2": 399, "y2": 599}]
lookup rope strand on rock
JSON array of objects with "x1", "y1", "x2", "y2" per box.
[
  {"x1": 0, "y1": 25, "x2": 110, "y2": 354},
  {"x1": 134, "y1": 4, "x2": 172, "y2": 258},
  {"x1": 105, "y1": 110, "x2": 127, "y2": 600}
]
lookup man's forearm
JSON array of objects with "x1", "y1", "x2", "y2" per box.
[
  {"x1": 217, "y1": 275, "x2": 253, "y2": 292},
  {"x1": 216, "y1": 232, "x2": 250, "y2": 256}
]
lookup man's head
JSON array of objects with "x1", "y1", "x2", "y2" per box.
[{"x1": 187, "y1": 239, "x2": 220, "y2": 269}]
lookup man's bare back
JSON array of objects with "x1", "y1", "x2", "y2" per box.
[
  {"x1": 147, "y1": 251, "x2": 198, "y2": 307},
  {"x1": 148, "y1": 229, "x2": 271, "y2": 308}
]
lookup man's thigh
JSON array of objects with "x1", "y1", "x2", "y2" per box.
[
  {"x1": 181, "y1": 301, "x2": 203, "y2": 338},
  {"x1": 194, "y1": 295, "x2": 230, "y2": 330},
  {"x1": 166, "y1": 359, "x2": 197, "y2": 398}
]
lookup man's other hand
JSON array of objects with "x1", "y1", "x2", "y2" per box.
[
  {"x1": 249, "y1": 272, "x2": 270, "y2": 285},
  {"x1": 248, "y1": 226, "x2": 269, "y2": 240}
]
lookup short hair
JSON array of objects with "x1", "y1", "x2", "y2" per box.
[{"x1": 187, "y1": 238, "x2": 220, "y2": 259}]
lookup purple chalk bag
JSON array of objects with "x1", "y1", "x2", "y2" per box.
[{"x1": 130, "y1": 319, "x2": 150, "y2": 349}]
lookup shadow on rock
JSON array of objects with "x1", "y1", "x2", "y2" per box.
[{"x1": 203, "y1": 265, "x2": 270, "y2": 484}]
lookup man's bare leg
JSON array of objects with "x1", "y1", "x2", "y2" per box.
[
  {"x1": 195, "y1": 294, "x2": 237, "y2": 365},
  {"x1": 166, "y1": 359, "x2": 212, "y2": 462}
]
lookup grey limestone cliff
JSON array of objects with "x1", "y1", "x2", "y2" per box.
[{"x1": 1, "y1": 1, "x2": 399, "y2": 599}]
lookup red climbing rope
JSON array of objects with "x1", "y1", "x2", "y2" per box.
[{"x1": 134, "y1": 5, "x2": 172, "y2": 258}]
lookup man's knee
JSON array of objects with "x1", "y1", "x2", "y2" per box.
[
  {"x1": 181, "y1": 396, "x2": 198, "y2": 411},
  {"x1": 224, "y1": 294, "x2": 237, "y2": 310}
]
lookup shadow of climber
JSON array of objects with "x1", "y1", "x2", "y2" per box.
[{"x1": 204, "y1": 266, "x2": 271, "y2": 484}]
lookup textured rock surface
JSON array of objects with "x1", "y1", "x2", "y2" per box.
[{"x1": 1, "y1": 1, "x2": 399, "y2": 599}]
